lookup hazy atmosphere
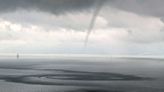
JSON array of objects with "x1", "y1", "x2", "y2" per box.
[{"x1": 0, "y1": 0, "x2": 164, "y2": 55}]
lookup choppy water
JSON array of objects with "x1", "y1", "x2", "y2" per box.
[{"x1": 0, "y1": 56, "x2": 164, "y2": 92}]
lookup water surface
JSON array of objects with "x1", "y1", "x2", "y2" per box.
[{"x1": 0, "y1": 56, "x2": 164, "y2": 92}]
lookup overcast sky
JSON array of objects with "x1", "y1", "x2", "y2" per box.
[{"x1": 0, "y1": 0, "x2": 164, "y2": 55}]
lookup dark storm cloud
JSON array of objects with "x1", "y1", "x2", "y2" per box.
[
  {"x1": 0, "y1": 0, "x2": 163, "y2": 18},
  {"x1": 107, "y1": 0, "x2": 164, "y2": 18},
  {"x1": 0, "y1": 0, "x2": 107, "y2": 14}
]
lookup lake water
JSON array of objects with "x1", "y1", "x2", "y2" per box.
[{"x1": 0, "y1": 56, "x2": 164, "y2": 92}]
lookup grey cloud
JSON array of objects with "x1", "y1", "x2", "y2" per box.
[
  {"x1": 107, "y1": 0, "x2": 164, "y2": 18},
  {"x1": 0, "y1": 0, "x2": 164, "y2": 19},
  {"x1": 0, "y1": 0, "x2": 107, "y2": 14}
]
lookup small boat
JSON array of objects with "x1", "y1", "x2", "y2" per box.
[{"x1": 17, "y1": 53, "x2": 19, "y2": 59}]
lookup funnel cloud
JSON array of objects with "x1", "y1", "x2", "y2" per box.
[{"x1": 85, "y1": 0, "x2": 105, "y2": 46}]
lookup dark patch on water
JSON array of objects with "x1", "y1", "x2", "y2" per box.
[
  {"x1": 67, "y1": 89, "x2": 122, "y2": 92},
  {"x1": 0, "y1": 69, "x2": 152, "y2": 86}
]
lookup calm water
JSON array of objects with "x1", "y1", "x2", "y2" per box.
[{"x1": 0, "y1": 56, "x2": 164, "y2": 92}]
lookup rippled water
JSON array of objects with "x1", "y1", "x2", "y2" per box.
[{"x1": 0, "y1": 56, "x2": 164, "y2": 92}]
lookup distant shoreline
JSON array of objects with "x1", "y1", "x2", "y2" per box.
[{"x1": 0, "y1": 53, "x2": 163, "y2": 60}]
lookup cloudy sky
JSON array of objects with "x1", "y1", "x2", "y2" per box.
[{"x1": 0, "y1": 0, "x2": 164, "y2": 55}]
